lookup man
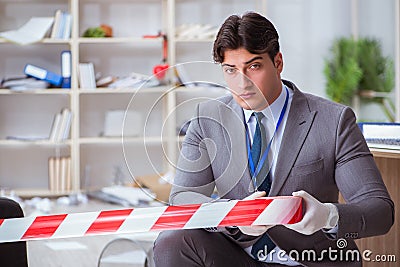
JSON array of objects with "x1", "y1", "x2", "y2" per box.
[
  {"x1": 153, "y1": 12, "x2": 394, "y2": 266},
  {"x1": 0, "y1": 197, "x2": 28, "y2": 267}
]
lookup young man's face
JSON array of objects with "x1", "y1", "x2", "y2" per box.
[{"x1": 222, "y1": 47, "x2": 283, "y2": 111}]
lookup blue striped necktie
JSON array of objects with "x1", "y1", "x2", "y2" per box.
[{"x1": 250, "y1": 112, "x2": 276, "y2": 260}]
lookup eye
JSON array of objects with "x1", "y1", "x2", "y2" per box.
[
  {"x1": 224, "y1": 67, "x2": 237, "y2": 74},
  {"x1": 249, "y1": 63, "x2": 261, "y2": 70}
]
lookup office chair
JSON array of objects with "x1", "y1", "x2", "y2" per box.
[{"x1": 0, "y1": 197, "x2": 28, "y2": 267}]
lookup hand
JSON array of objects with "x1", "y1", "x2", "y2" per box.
[
  {"x1": 284, "y1": 190, "x2": 339, "y2": 235},
  {"x1": 238, "y1": 191, "x2": 273, "y2": 236}
]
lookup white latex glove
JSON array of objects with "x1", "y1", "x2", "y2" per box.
[
  {"x1": 238, "y1": 191, "x2": 273, "y2": 236},
  {"x1": 284, "y1": 190, "x2": 339, "y2": 235}
]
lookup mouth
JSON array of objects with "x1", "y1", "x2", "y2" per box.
[{"x1": 239, "y1": 92, "x2": 256, "y2": 99}]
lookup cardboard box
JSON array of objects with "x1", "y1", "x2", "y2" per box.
[{"x1": 133, "y1": 174, "x2": 172, "y2": 203}]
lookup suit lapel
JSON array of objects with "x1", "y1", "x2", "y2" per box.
[{"x1": 269, "y1": 82, "x2": 317, "y2": 196}]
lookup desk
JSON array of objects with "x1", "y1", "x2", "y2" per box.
[{"x1": 355, "y1": 147, "x2": 399, "y2": 266}]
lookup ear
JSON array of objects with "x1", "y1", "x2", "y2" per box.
[{"x1": 274, "y1": 52, "x2": 283, "y2": 73}]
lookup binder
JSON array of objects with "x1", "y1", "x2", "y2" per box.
[
  {"x1": 24, "y1": 64, "x2": 62, "y2": 86},
  {"x1": 61, "y1": 51, "x2": 71, "y2": 88}
]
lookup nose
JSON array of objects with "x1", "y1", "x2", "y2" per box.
[{"x1": 237, "y1": 72, "x2": 253, "y2": 90}]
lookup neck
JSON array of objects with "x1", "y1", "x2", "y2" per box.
[{"x1": 255, "y1": 85, "x2": 283, "y2": 111}]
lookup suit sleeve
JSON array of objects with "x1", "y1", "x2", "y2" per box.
[
  {"x1": 334, "y1": 107, "x2": 394, "y2": 239},
  {"x1": 169, "y1": 103, "x2": 217, "y2": 205}
]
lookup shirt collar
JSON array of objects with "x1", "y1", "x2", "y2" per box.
[{"x1": 243, "y1": 83, "x2": 287, "y2": 123}]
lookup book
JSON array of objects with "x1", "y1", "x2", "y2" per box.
[
  {"x1": 66, "y1": 157, "x2": 71, "y2": 191},
  {"x1": 49, "y1": 108, "x2": 72, "y2": 142},
  {"x1": 48, "y1": 157, "x2": 55, "y2": 192},
  {"x1": 62, "y1": 13, "x2": 72, "y2": 39},
  {"x1": 50, "y1": 10, "x2": 72, "y2": 39},
  {"x1": 49, "y1": 113, "x2": 62, "y2": 142},
  {"x1": 57, "y1": 108, "x2": 72, "y2": 141},
  {"x1": 60, "y1": 157, "x2": 67, "y2": 192},
  {"x1": 24, "y1": 64, "x2": 62, "y2": 86},
  {"x1": 54, "y1": 156, "x2": 60, "y2": 192},
  {"x1": 50, "y1": 10, "x2": 62, "y2": 38},
  {"x1": 48, "y1": 156, "x2": 72, "y2": 192},
  {"x1": 79, "y1": 63, "x2": 96, "y2": 89}
]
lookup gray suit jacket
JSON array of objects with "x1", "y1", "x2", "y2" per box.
[{"x1": 170, "y1": 80, "x2": 394, "y2": 266}]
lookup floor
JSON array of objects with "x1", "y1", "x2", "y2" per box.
[{"x1": 24, "y1": 199, "x2": 159, "y2": 267}]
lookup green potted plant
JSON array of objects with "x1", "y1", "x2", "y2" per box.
[
  {"x1": 357, "y1": 38, "x2": 395, "y2": 121},
  {"x1": 324, "y1": 37, "x2": 362, "y2": 106},
  {"x1": 324, "y1": 37, "x2": 395, "y2": 121}
]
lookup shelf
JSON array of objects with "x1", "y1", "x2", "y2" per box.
[
  {"x1": 79, "y1": 86, "x2": 168, "y2": 94},
  {"x1": 14, "y1": 188, "x2": 74, "y2": 198},
  {"x1": 78, "y1": 37, "x2": 162, "y2": 44},
  {"x1": 42, "y1": 38, "x2": 71, "y2": 44},
  {"x1": 174, "y1": 38, "x2": 215, "y2": 43},
  {"x1": 0, "y1": 139, "x2": 71, "y2": 146},
  {"x1": 0, "y1": 38, "x2": 71, "y2": 45},
  {"x1": 79, "y1": 136, "x2": 163, "y2": 145},
  {"x1": 173, "y1": 85, "x2": 228, "y2": 93},
  {"x1": 0, "y1": 37, "x2": 160, "y2": 45},
  {"x1": 0, "y1": 89, "x2": 71, "y2": 95}
]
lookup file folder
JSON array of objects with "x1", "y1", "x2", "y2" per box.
[
  {"x1": 61, "y1": 51, "x2": 71, "y2": 88},
  {"x1": 24, "y1": 64, "x2": 62, "y2": 86}
]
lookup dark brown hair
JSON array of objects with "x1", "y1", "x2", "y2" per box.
[{"x1": 213, "y1": 12, "x2": 280, "y2": 63}]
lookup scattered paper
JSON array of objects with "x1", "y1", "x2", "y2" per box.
[
  {"x1": 101, "y1": 185, "x2": 156, "y2": 206},
  {"x1": 0, "y1": 17, "x2": 54, "y2": 45},
  {"x1": 100, "y1": 250, "x2": 147, "y2": 264},
  {"x1": 45, "y1": 241, "x2": 87, "y2": 251}
]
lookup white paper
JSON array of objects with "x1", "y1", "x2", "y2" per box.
[
  {"x1": 45, "y1": 241, "x2": 87, "y2": 251},
  {"x1": 100, "y1": 250, "x2": 147, "y2": 264},
  {"x1": 101, "y1": 186, "x2": 155, "y2": 206},
  {"x1": 363, "y1": 124, "x2": 400, "y2": 139},
  {"x1": 0, "y1": 17, "x2": 54, "y2": 45}
]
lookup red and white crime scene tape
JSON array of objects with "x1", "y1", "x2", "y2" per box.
[{"x1": 0, "y1": 197, "x2": 302, "y2": 243}]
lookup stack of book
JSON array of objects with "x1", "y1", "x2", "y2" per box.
[
  {"x1": 51, "y1": 10, "x2": 72, "y2": 40},
  {"x1": 48, "y1": 156, "x2": 72, "y2": 192},
  {"x1": 49, "y1": 108, "x2": 72, "y2": 142}
]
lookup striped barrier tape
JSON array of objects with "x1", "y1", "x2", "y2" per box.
[{"x1": 0, "y1": 196, "x2": 302, "y2": 243}]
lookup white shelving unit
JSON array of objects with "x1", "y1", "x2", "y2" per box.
[{"x1": 0, "y1": 0, "x2": 262, "y2": 197}]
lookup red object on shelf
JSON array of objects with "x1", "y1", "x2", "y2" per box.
[{"x1": 144, "y1": 32, "x2": 169, "y2": 80}]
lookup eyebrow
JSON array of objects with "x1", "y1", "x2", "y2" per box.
[{"x1": 221, "y1": 56, "x2": 264, "y2": 68}]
